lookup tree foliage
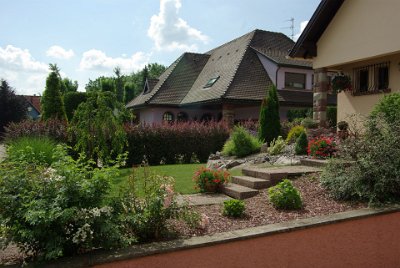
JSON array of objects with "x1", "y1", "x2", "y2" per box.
[
  {"x1": 64, "y1": 91, "x2": 87, "y2": 121},
  {"x1": 0, "y1": 79, "x2": 27, "y2": 134},
  {"x1": 41, "y1": 69, "x2": 67, "y2": 121},
  {"x1": 258, "y1": 85, "x2": 281, "y2": 144},
  {"x1": 114, "y1": 67, "x2": 125, "y2": 103},
  {"x1": 69, "y1": 91, "x2": 131, "y2": 163}
]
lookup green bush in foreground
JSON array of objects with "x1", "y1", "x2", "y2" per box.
[
  {"x1": 222, "y1": 126, "x2": 262, "y2": 157},
  {"x1": 222, "y1": 199, "x2": 245, "y2": 218},
  {"x1": 0, "y1": 145, "x2": 127, "y2": 260},
  {"x1": 286, "y1": 125, "x2": 305, "y2": 144},
  {"x1": 268, "y1": 179, "x2": 302, "y2": 210}
]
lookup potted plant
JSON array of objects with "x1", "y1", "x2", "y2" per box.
[
  {"x1": 193, "y1": 167, "x2": 230, "y2": 193},
  {"x1": 332, "y1": 74, "x2": 352, "y2": 93}
]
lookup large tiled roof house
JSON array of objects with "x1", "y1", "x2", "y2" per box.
[{"x1": 127, "y1": 29, "x2": 335, "y2": 124}]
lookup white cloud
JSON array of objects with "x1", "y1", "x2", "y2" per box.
[
  {"x1": 148, "y1": 0, "x2": 209, "y2": 51},
  {"x1": 0, "y1": 45, "x2": 48, "y2": 72},
  {"x1": 46, "y1": 45, "x2": 75, "y2": 59},
  {"x1": 0, "y1": 45, "x2": 49, "y2": 95},
  {"x1": 79, "y1": 49, "x2": 149, "y2": 73},
  {"x1": 294, "y1": 20, "x2": 309, "y2": 41}
]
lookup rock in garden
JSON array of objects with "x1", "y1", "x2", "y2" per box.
[{"x1": 274, "y1": 156, "x2": 300, "y2": 165}]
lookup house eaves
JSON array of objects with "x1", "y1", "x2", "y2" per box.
[{"x1": 289, "y1": 0, "x2": 344, "y2": 59}]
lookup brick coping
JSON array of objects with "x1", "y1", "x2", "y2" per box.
[{"x1": 13, "y1": 206, "x2": 400, "y2": 268}]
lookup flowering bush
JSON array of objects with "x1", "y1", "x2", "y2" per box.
[
  {"x1": 0, "y1": 145, "x2": 128, "y2": 260},
  {"x1": 307, "y1": 136, "x2": 337, "y2": 158},
  {"x1": 193, "y1": 166, "x2": 230, "y2": 193}
]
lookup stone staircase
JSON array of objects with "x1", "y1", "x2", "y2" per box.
[{"x1": 222, "y1": 159, "x2": 326, "y2": 200}]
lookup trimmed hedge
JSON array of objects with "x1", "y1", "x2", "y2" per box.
[
  {"x1": 125, "y1": 121, "x2": 230, "y2": 165},
  {"x1": 3, "y1": 119, "x2": 68, "y2": 143}
]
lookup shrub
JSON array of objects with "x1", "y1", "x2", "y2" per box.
[
  {"x1": 258, "y1": 85, "x2": 281, "y2": 144},
  {"x1": 267, "y1": 136, "x2": 286, "y2": 155},
  {"x1": 307, "y1": 136, "x2": 337, "y2": 158},
  {"x1": 64, "y1": 91, "x2": 87, "y2": 121},
  {"x1": 301, "y1": 117, "x2": 319, "y2": 129},
  {"x1": 125, "y1": 121, "x2": 229, "y2": 166},
  {"x1": 222, "y1": 199, "x2": 245, "y2": 218},
  {"x1": 321, "y1": 114, "x2": 400, "y2": 205},
  {"x1": 268, "y1": 179, "x2": 302, "y2": 210},
  {"x1": 286, "y1": 125, "x2": 305, "y2": 144},
  {"x1": 327, "y1": 106, "x2": 337, "y2": 127},
  {"x1": 4, "y1": 119, "x2": 68, "y2": 143},
  {"x1": 370, "y1": 92, "x2": 400, "y2": 123},
  {"x1": 7, "y1": 136, "x2": 57, "y2": 166},
  {"x1": 222, "y1": 126, "x2": 262, "y2": 157},
  {"x1": 70, "y1": 91, "x2": 130, "y2": 164},
  {"x1": 286, "y1": 108, "x2": 312, "y2": 122},
  {"x1": 0, "y1": 145, "x2": 128, "y2": 260},
  {"x1": 193, "y1": 166, "x2": 230, "y2": 193},
  {"x1": 295, "y1": 131, "x2": 308, "y2": 155}
]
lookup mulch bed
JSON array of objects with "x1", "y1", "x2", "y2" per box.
[{"x1": 172, "y1": 173, "x2": 366, "y2": 237}]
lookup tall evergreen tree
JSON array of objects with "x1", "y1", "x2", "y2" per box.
[
  {"x1": 0, "y1": 79, "x2": 27, "y2": 133},
  {"x1": 41, "y1": 68, "x2": 67, "y2": 121},
  {"x1": 114, "y1": 66, "x2": 125, "y2": 103},
  {"x1": 258, "y1": 85, "x2": 281, "y2": 144}
]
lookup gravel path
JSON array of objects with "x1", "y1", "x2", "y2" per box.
[{"x1": 0, "y1": 144, "x2": 6, "y2": 161}]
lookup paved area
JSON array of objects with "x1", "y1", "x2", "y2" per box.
[
  {"x1": 176, "y1": 193, "x2": 231, "y2": 206},
  {"x1": 0, "y1": 144, "x2": 6, "y2": 161}
]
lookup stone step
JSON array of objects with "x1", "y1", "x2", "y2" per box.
[
  {"x1": 221, "y1": 183, "x2": 259, "y2": 200},
  {"x1": 300, "y1": 158, "x2": 329, "y2": 167},
  {"x1": 232, "y1": 176, "x2": 273, "y2": 189},
  {"x1": 242, "y1": 168, "x2": 288, "y2": 182},
  {"x1": 242, "y1": 166, "x2": 322, "y2": 181}
]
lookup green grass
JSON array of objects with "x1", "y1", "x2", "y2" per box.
[{"x1": 111, "y1": 164, "x2": 243, "y2": 195}]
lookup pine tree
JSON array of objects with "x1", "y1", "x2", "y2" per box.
[
  {"x1": 295, "y1": 131, "x2": 308, "y2": 155},
  {"x1": 41, "y1": 71, "x2": 67, "y2": 121},
  {"x1": 114, "y1": 66, "x2": 125, "y2": 103},
  {"x1": 258, "y1": 85, "x2": 281, "y2": 144}
]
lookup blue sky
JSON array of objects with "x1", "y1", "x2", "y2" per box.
[{"x1": 0, "y1": 0, "x2": 320, "y2": 95}]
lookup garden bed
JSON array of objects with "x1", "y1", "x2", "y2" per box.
[{"x1": 171, "y1": 174, "x2": 366, "y2": 237}]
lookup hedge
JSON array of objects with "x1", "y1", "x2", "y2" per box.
[{"x1": 125, "y1": 121, "x2": 230, "y2": 165}]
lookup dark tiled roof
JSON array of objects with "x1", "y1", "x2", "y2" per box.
[
  {"x1": 147, "y1": 78, "x2": 159, "y2": 92},
  {"x1": 252, "y1": 47, "x2": 313, "y2": 68},
  {"x1": 23, "y1": 95, "x2": 41, "y2": 112},
  {"x1": 150, "y1": 53, "x2": 209, "y2": 105},
  {"x1": 127, "y1": 29, "x2": 314, "y2": 108}
]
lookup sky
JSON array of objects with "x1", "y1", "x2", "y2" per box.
[{"x1": 0, "y1": 0, "x2": 320, "y2": 95}]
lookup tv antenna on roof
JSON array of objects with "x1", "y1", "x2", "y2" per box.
[{"x1": 282, "y1": 17, "x2": 295, "y2": 40}]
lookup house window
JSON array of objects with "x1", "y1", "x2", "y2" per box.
[
  {"x1": 163, "y1": 112, "x2": 174, "y2": 122},
  {"x1": 353, "y1": 62, "x2": 390, "y2": 94},
  {"x1": 203, "y1": 76, "x2": 220, "y2": 88},
  {"x1": 285, "y1": 73, "x2": 306, "y2": 89},
  {"x1": 177, "y1": 112, "x2": 188, "y2": 122}
]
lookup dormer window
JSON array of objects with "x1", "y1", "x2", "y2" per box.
[
  {"x1": 143, "y1": 79, "x2": 150, "y2": 94},
  {"x1": 203, "y1": 76, "x2": 220, "y2": 88}
]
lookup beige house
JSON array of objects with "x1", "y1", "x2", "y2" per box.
[{"x1": 290, "y1": 0, "x2": 400, "y2": 125}]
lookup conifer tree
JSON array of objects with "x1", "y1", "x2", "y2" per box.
[
  {"x1": 295, "y1": 131, "x2": 308, "y2": 155},
  {"x1": 258, "y1": 85, "x2": 281, "y2": 144},
  {"x1": 41, "y1": 68, "x2": 67, "y2": 121}
]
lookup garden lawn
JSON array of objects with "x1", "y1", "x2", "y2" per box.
[{"x1": 111, "y1": 164, "x2": 242, "y2": 195}]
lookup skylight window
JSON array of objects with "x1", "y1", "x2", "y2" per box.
[{"x1": 203, "y1": 76, "x2": 220, "y2": 88}]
